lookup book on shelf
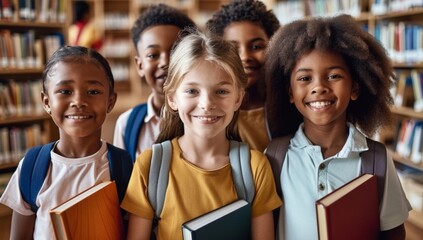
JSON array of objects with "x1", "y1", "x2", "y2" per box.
[
  {"x1": 50, "y1": 181, "x2": 124, "y2": 240},
  {"x1": 181, "y1": 199, "x2": 251, "y2": 240},
  {"x1": 316, "y1": 174, "x2": 380, "y2": 240}
]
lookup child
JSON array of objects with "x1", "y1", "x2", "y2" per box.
[
  {"x1": 265, "y1": 15, "x2": 411, "y2": 239},
  {"x1": 113, "y1": 4, "x2": 196, "y2": 160},
  {"x1": 206, "y1": 0, "x2": 280, "y2": 152},
  {"x1": 69, "y1": 1, "x2": 103, "y2": 50},
  {"x1": 0, "y1": 46, "x2": 129, "y2": 239},
  {"x1": 121, "y1": 30, "x2": 282, "y2": 240}
]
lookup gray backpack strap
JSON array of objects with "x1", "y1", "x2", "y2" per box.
[
  {"x1": 229, "y1": 140, "x2": 255, "y2": 204},
  {"x1": 360, "y1": 138, "x2": 387, "y2": 204},
  {"x1": 264, "y1": 134, "x2": 293, "y2": 200},
  {"x1": 148, "y1": 140, "x2": 172, "y2": 219}
]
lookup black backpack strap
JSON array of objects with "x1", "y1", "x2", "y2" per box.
[
  {"x1": 107, "y1": 143, "x2": 134, "y2": 203},
  {"x1": 228, "y1": 141, "x2": 254, "y2": 204},
  {"x1": 360, "y1": 138, "x2": 387, "y2": 204},
  {"x1": 124, "y1": 103, "x2": 148, "y2": 161},
  {"x1": 265, "y1": 134, "x2": 293, "y2": 200},
  {"x1": 19, "y1": 142, "x2": 56, "y2": 212}
]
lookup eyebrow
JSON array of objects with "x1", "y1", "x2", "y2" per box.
[
  {"x1": 55, "y1": 79, "x2": 105, "y2": 87},
  {"x1": 294, "y1": 66, "x2": 347, "y2": 74},
  {"x1": 144, "y1": 44, "x2": 160, "y2": 50}
]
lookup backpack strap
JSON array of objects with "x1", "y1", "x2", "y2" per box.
[
  {"x1": 19, "y1": 142, "x2": 56, "y2": 212},
  {"x1": 148, "y1": 140, "x2": 172, "y2": 220},
  {"x1": 264, "y1": 134, "x2": 293, "y2": 200},
  {"x1": 229, "y1": 140, "x2": 255, "y2": 204},
  {"x1": 107, "y1": 143, "x2": 134, "y2": 203},
  {"x1": 124, "y1": 103, "x2": 148, "y2": 161},
  {"x1": 360, "y1": 138, "x2": 387, "y2": 204}
]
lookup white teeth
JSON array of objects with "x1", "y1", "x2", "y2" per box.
[
  {"x1": 197, "y1": 116, "x2": 217, "y2": 121},
  {"x1": 309, "y1": 101, "x2": 332, "y2": 108},
  {"x1": 67, "y1": 115, "x2": 90, "y2": 119}
]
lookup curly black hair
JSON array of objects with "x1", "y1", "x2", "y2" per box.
[
  {"x1": 266, "y1": 14, "x2": 394, "y2": 138},
  {"x1": 130, "y1": 4, "x2": 196, "y2": 49},
  {"x1": 206, "y1": 0, "x2": 280, "y2": 38}
]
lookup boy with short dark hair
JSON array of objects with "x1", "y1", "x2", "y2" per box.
[
  {"x1": 113, "y1": 4, "x2": 196, "y2": 160},
  {"x1": 207, "y1": 0, "x2": 280, "y2": 152}
]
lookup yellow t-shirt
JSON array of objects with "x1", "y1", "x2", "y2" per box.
[
  {"x1": 238, "y1": 107, "x2": 270, "y2": 152},
  {"x1": 121, "y1": 138, "x2": 281, "y2": 240}
]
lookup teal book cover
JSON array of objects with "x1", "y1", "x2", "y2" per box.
[{"x1": 181, "y1": 199, "x2": 251, "y2": 240}]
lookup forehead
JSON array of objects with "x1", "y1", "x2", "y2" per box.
[
  {"x1": 47, "y1": 61, "x2": 109, "y2": 87},
  {"x1": 223, "y1": 21, "x2": 268, "y2": 42},
  {"x1": 137, "y1": 25, "x2": 181, "y2": 52},
  {"x1": 293, "y1": 49, "x2": 348, "y2": 70},
  {"x1": 181, "y1": 60, "x2": 233, "y2": 85}
]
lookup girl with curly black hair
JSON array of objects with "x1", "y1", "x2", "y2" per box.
[{"x1": 266, "y1": 14, "x2": 411, "y2": 240}]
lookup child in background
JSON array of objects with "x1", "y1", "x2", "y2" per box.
[
  {"x1": 206, "y1": 0, "x2": 280, "y2": 152},
  {"x1": 113, "y1": 4, "x2": 196, "y2": 160},
  {"x1": 69, "y1": 1, "x2": 103, "y2": 50},
  {"x1": 121, "y1": 30, "x2": 281, "y2": 240},
  {"x1": 0, "y1": 46, "x2": 130, "y2": 239},
  {"x1": 265, "y1": 15, "x2": 411, "y2": 239}
]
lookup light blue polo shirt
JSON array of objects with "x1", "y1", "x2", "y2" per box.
[{"x1": 278, "y1": 123, "x2": 411, "y2": 240}]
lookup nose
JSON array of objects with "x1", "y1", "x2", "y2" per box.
[
  {"x1": 311, "y1": 78, "x2": 329, "y2": 95},
  {"x1": 70, "y1": 93, "x2": 88, "y2": 108},
  {"x1": 238, "y1": 46, "x2": 251, "y2": 62},
  {"x1": 199, "y1": 93, "x2": 216, "y2": 111},
  {"x1": 158, "y1": 53, "x2": 169, "y2": 69}
]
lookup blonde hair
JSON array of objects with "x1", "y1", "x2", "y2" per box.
[{"x1": 156, "y1": 29, "x2": 247, "y2": 143}]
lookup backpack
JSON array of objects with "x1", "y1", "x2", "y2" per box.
[
  {"x1": 124, "y1": 103, "x2": 148, "y2": 161},
  {"x1": 147, "y1": 140, "x2": 255, "y2": 239},
  {"x1": 19, "y1": 142, "x2": 133, "y2": 212},
  {"x1": 265, "y1": 135, "x2": 387, "y2": 202}
]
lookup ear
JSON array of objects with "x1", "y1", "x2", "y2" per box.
[
  {"x1": 351, "y1": 82, "x2": 359, "y2": 101},
  {"x1": 167, "y1": 93, "x2": 178, "y2": 111},
  {"x1": 107, "y1": 92, "x2": 117, "y2": 113},
  {"x1": 134, "y1": 56, "x2": 145, "y2": 78},
  {"x1": 289, "y1": 86, "x2": 294, "y2": 103},
  {"x1": 41, "y1": 91, "x2": 51, "y2": 114},
  {"x1": 234, "y1": 90, "x2": 245, "y2": 111}
]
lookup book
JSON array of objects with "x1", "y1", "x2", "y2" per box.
[
  {"x1": 50, "y1": 181, "x2": 124, "y2": 240},
  {"x1": 181, "y1": 199, "x2": 251, "y2": 240},
  {"x1": 315, "y1": 174, "x2": 380, "y2": 240}
]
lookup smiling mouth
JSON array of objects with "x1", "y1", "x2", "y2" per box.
[{"x1": 307, "y1": 101, "x2": 333, "y2": 109}]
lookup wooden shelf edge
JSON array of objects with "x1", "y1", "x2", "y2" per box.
[{"x1": 390, "y1": 106, "x2": 423, "y2": 120}]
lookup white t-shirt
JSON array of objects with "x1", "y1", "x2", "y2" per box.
[
  {"x1": 278, "y1": 123, "x2": 412, "y2": 240},
  {"x1": 113, "y1": 94, "x2": 161, "y2": 158},
  {"x1": 0, "y1": 141, "x2": 111, "y2": 239}
]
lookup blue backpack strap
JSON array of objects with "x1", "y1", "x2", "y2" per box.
[
  {"x1": 148, "y1": 140, "x2": 172, "y2": 219},
  {"x1": 124, "y1": 103, "x2": 148, "y2": 161},
  {"x1": 229, "y1": 140, "x2": 255, "y2": 204},
  {"x1": 19, "y1": 142, "x2": 56, "y2": 212},
  {"x1": 107, "y1": 143, "x2": 134, "y2": 203},
  {"x1": 360, "y1": 138, "x2": 387, "y2": 204}
]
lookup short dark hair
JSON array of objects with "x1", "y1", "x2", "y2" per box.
[
  {"x1": 130, "y1": 4, "x2": 196, "y2": 49},
  {"x1": 42, "y1": 46, "x2": 115, "y2": 95},
  {"x1": 266, "y1": 14, "x2": 394, "y2": 138},
  {"x1": 206, "y1": 0, "x2": 280, "y2": 38}
]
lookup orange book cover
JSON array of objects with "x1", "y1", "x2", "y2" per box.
[
  {"x1": 50, "y1": 181, "x2": 124, "y2": 240},
  {"x1": 315, "y1": 174, "x2": 380, "y2": 240}
]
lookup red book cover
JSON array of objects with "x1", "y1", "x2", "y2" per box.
[{"x1": 315, "y1": 174, "x2": 380, "y2": 240}]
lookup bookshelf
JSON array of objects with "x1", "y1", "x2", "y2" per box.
[
  {"x1": 270, "y1": 0, "x2": 423, "y2": 231},
  {"x1": 0, "y1": 0, "x2": 65, "y2": 171}
]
